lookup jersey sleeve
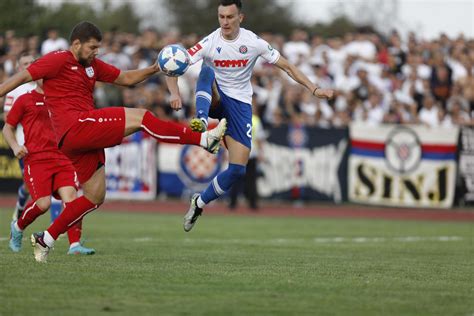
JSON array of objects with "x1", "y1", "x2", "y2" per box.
[
  {"x1": 256, "y1": 36, "x2": 280, "y2": 64},
  {"x1": 27, "y1": 51, "x2": 68, "y2": 80},
  {"x1": 94, "y1": 58, "x2": 121, "y2": 83},
  {"x1": 3, "y1": 94, "x2": 15, "y2": 113},
  {"x1": 187, "y1": 36, "x2": 211, "y2": 65},
  {"x1": 5, "y1": 94, "x2": 26, "y2": 127}
]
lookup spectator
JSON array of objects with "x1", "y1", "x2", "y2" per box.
[{"x1": 40, "y1": 27, "x2": 68, "y2": 55}]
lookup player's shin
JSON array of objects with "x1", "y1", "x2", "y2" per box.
[
  {"x1": 194, "y1": 66, "x2": 215, "y2": 125},
  {"x1": 45, "y1": 196, "x2": 97, "y2": 246},
  {"x1": 200, "y1": 163, "x2": 247, "y2": 205},
  {"x1": 16, "y1": 201, "x2": 47, "y2": 230},
  {"x1": 141, "y1": 111, "x2": 201, "y2": 145}
]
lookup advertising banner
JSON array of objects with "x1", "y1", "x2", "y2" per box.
[
  {"x1": 348, "y1": 123, "x2": 459, "y2": 208},
  {"x1": 105, "y1": 132, "x2": 157, "y2": 200}
]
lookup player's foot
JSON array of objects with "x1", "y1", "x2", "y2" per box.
[
  {"x1": 67, "y1": 244, "x2": 96, "y2": 255},
  {"x1": 31, "y1": 232, "x2": 50, "y2": 263},
  {"x1": 9, "y1": 220, "x2": 23, "y2": 252},
  {"x1": 190, "y1": 117, "x2": 208, "y2": 132},
  {"x1": 183, "y1": 193, "x2": 203, "y2": 232},
  {"x1": 204, "y1": 118, "x2": 227, "y2": 154},
  {"x1": 12, "y1": 203, "x2": 24, "y2": 221}
]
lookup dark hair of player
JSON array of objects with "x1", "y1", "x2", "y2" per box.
[
  {"x1": 219, "y1": 0, "x2": 242, "y2": 11},
  {"x1": 69, "y1": 21, "x2": 102, "y2": 43}
]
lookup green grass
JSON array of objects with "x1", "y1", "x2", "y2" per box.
[{"x1": 0, "y1": 207, "x2": 473, "y2": 316}]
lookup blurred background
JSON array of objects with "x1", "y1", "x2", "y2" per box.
[{"x1": 0, "y1": 0, "x2": 473, "y2": 210}]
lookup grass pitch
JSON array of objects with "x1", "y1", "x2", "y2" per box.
[{"x1": 0, "y1": 207, "x2": 473, "y2": 316}]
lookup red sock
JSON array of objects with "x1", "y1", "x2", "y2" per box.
[
  {"x1": 141, "y1": 111, "x2": 200, "y2": 145},
  {"x1": 17, "y1": 201, "x2": 46, "y2": 230},
  {"x1": 67, "y1": 220, "x2": 82, "y2": 244},
  {"x1": 47, "y1": 196, "x2": 97, "y2": 240}
]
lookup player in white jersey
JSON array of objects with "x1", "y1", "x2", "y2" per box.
[
  {"x1": 166, "y1": 0, "x2": 334, "y2": 231},
  {"x1": 3, "y1": 53, "x2": 36, "y2": 221}
]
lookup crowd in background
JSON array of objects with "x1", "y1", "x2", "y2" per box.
[{"x1": 1, "y1": 27, "x2": 473, "y2": 129}]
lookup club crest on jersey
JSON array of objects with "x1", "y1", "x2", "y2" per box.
[
  {"x1": 85, "y1": 67, "x2": 94, "y2": 78},
  {"x1": 239, "y1": 45, "x2": 248, "y2": 54}
]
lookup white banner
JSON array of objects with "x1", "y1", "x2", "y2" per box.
[{"x1": 348, "y1": 123, "x2": 459, "y2": 208}]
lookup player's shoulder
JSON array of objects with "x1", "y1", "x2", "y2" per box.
[
  {"x1": 40, "y1": 50, "x2": 71, "y2": 62},
  {"x1": 240, "y1": 28, "x2": 259, "y2": 39}
]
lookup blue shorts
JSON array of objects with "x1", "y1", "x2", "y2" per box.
[{"x1": 209, "y1": 86, "x2": 252, "y2": 149}]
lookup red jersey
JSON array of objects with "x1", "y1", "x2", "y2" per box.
[
  {"x1": 26, "y1": 50, "x2": 120, "y2": 143},
  {"x1": 6, "y1": 90, "x2": 70, "y2": 163}
]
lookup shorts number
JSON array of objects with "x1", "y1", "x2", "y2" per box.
[{"x1": 246, "y1": 123, "x2": 252, "y2": 138}]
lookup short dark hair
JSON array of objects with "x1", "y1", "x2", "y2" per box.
[
  {"x1": 69, "y1": 21, "x2": 102, "y2": 43},
  {"x1": 219, "y1": 0, "x2": 242, "y2": 11}
]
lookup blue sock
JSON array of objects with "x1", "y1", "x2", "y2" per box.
[
  {"x1": 17, "y1": 184, "x2": 29, "y2": 209},
  {"x1": 200, "y1": 163, "x2": 246, "y2": 205},
  {"x1": 50, "y1": 197, "x2": 62, "y2": 223},
  {"x1": 195, "y1": 66, "x2": 215, "y2": 123}
]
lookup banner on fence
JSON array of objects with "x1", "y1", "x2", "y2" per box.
[
  {"x1": 458, "y1": 127, "x2": 474, "y2": 204},
  {"x1": 348, "y1": 123, "x2": 459, "y2": 208},
  {"x1": 0, "y1": 120, "x2": 22, "y2": 193},
  {"x1": 105, "y1": 132, "x2": 157, "y2": 200},
  {"x1": 258, "y1": 125, "x2": 349, "y2": 202}
]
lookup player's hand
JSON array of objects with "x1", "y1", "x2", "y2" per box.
[
  {"x1": 170, "y1": 93, "x2": 182, "y2": 111},
  {"x1": 314, "y1": 88, "x2": 334, "y2": 100},
  {"x1": 13, "y1": 145, "x2": 28, "y2": 159}
]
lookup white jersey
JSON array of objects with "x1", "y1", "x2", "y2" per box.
[
  {"x1": 3, "y1": 82, "x2": 37, "y2": 146},
  {"x1": 187, "y1": 28, "x2": 280, "y2": 105}
]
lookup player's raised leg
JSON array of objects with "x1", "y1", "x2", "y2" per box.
[
  {"x1": 124, "y1": 108, "x2": 226, "y2": 154},
  {"x1": 190, "y1": 66, "x2": 215, "y2": 132}
]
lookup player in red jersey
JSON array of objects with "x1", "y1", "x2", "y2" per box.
[
  {"x1": 3, "y1": 79, "x2": 95, "y2": 255},
  {"x1": 0, "y1": 21, "x2": 227, "y2": 262}
]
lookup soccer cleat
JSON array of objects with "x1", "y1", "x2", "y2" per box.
[
  {"x1": 31, "y1": 232, "x2": 50, "y2": 263},
  {"x1": 190, "y1": 117, "x2": 208, "y2": 132},
  {"x1": 67, "y1": 244, "x2": 96, "y2": 255},
  {"x1": 9, "y1": 220, "x2": 23, "y2": 252},
  {"x1": 183, "y1": 193, "x2": 203, "y2": 232},
  {"x1": 204, "y1": 118, "x2": 227, "y2": 154}
]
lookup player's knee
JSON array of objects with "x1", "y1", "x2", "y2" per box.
[
  {"x1": 199, "y1": 66, "x2": 215, "y2": 83},
  {"x1": 35, "y1": 198, "x2": 51, "y2": 212},
  {"x1": 227, "y1": 163, "x2": 246, "y2": 182}
]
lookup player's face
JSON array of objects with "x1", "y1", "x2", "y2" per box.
[
  {"x1": 218, "y1": 4, "x2": 243, "y2": 40},
  {"x1": 75, "y1": 38, "x2": 100, "y2": 67},
  {"x1": 17, "y1": 56, "x2": 34, "y2": 71}
]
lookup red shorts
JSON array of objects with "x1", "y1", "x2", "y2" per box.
[
  {"x1": 60, "y1": 107, "x2": 126, "y2": 184},
  {"x1": 24, "y1": 159, "x2": 78, "y2": 200}
]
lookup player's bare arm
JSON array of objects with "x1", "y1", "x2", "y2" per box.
[
  {"x1": 113, "y1": 64, "x2": 161, "y2": 86},
  {"x1": 2, "y1": 123, "x2": 27, "y2": 159},
  {"x1": 0, "y1": 70, "x2": 33, "y2": 98},
  {"x1": 274, "y1": 56, "x2": 334, "y2": 100},
  {"x1": 165, "y1": 76, "x2": 182, "y2": 111}
]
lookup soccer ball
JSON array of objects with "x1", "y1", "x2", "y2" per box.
[{"x1": 157, "y1": 44, "x2": 190, "y2": 77}]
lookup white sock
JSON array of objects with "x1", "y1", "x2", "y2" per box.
[
  {"x1": 43, "y1": 230, "x2": 55, "y2": 248},
  {"x1": 200, "y1": 132, "x2": 208, "y2": 148},
  {"x1": 69, "y1": 242, "x2": 80, "y2": 249},
  {"x1": 196, "y1": 196, "x2": 206, "y2": 208},
  {"x1": 14, "y1": 222, "x2": 23, "y2": 232}
]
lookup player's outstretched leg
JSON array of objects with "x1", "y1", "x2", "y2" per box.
[
  {"x1": 190, "y1": 66, "x2": 215, "y2": 132},
  {"x1": 140, "y1": 112, "x2": 227, "y2": 154},
  {"x1": 66, "y1": 220, "x2": 95, "y2": 255},
  {"x1": 9, "y1": 200, "x2": 48, "y2": 252},
  {"x1": 184, "y1": 163, "x2": 246, "y2": 232}
]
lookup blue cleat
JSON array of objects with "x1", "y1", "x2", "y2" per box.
[
  {"x1": 9, "y1": 220, "x2": 23, "y2": 252},
  {"x1": 67, "y1": 244, "x2": 96, "y2": 255}
]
